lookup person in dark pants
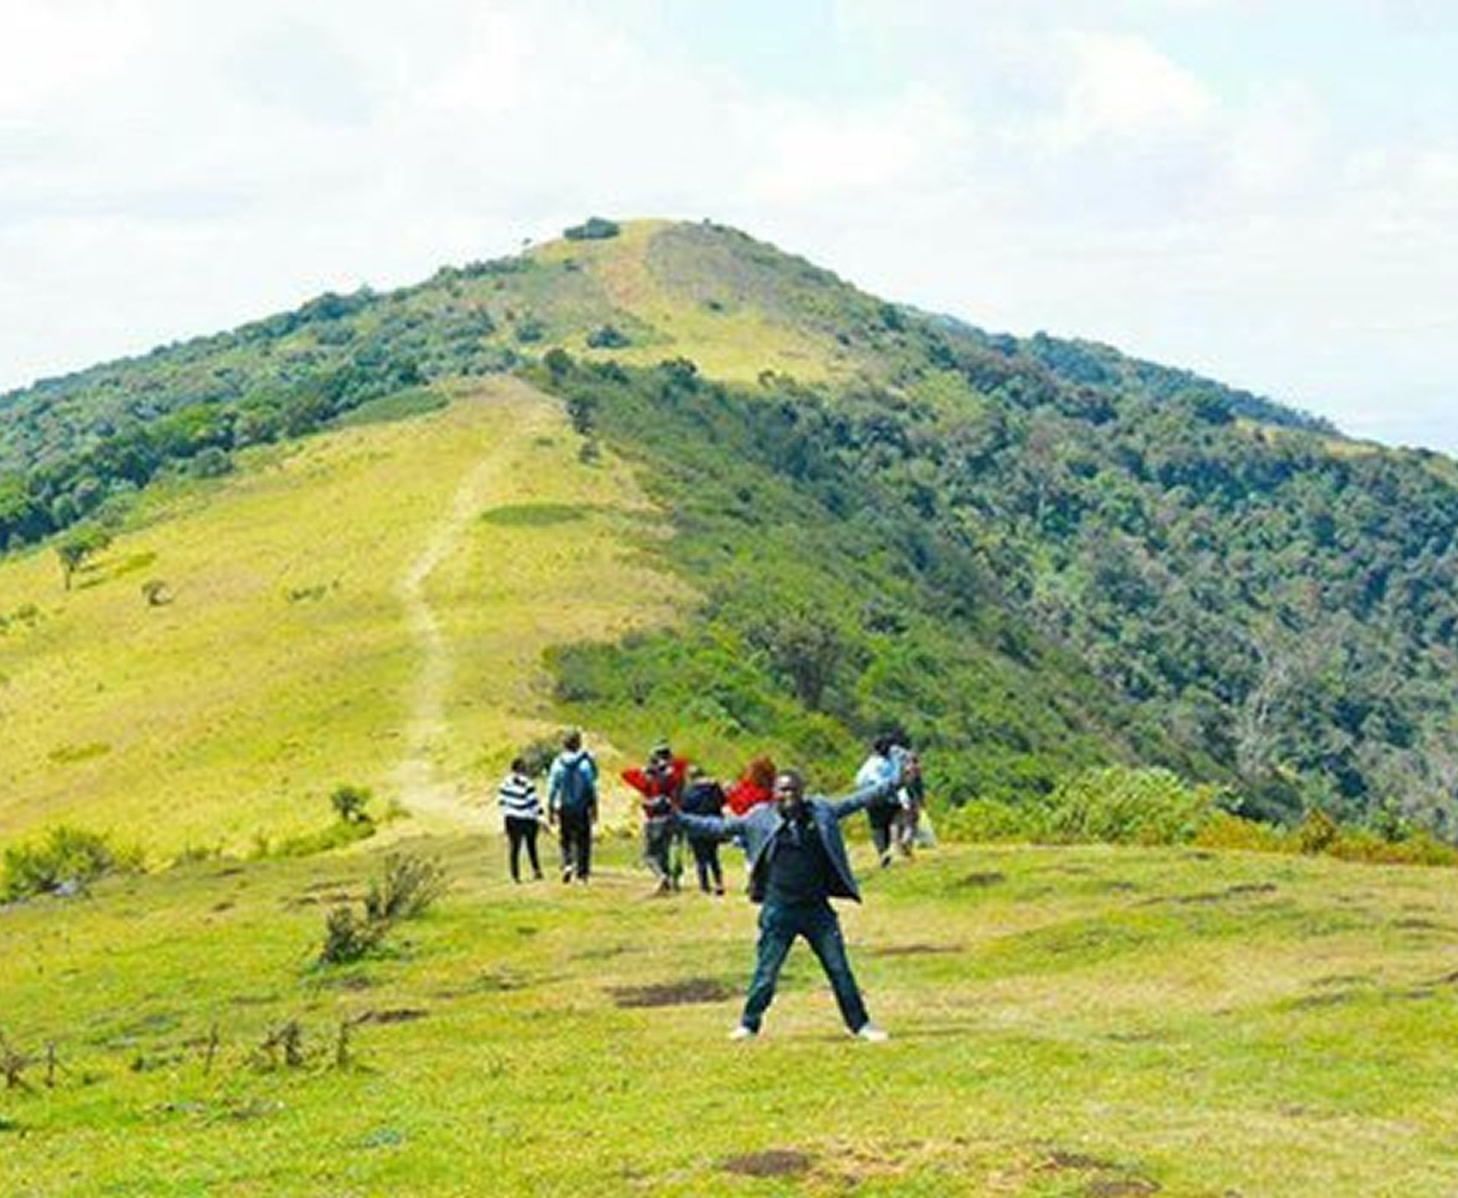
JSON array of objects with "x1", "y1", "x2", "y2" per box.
[
  {"x1": 623, "y1": 742, "x2": 688, "y2": 894},
  {"x1": 855, "y1": 735, "x2": 900, "y2": 868},
  {"x1": 675, "y1": 767, "x2": 898, "y2": 1041},
  {"x1": 497, "y1": 756, "x2": 544, "y2": 883},
  {"x1": 547, "y1": 729, "x2": 598, "y2": 883},
  {"x1": 680, "y1": 765, "x2": 727, "y2": 895}
]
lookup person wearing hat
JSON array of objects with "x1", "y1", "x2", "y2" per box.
[{"x1": 622, "y1": 741, "x2": 688, "y2": 894}]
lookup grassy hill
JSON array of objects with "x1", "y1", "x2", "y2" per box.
[
  {"x1": 0, "y1": 376, "x2": 682, "y2": 855},
  {"x1": 5, "y1": 836, "x2": 1458, "y2": 1195},
  {"x1": 4, "y1": 219, "x2": 1458, "y2": 1194},
  {"x1": 6, "y1": 217, "x2": 1457, "y2": 831}
]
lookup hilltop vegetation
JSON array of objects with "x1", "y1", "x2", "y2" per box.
[
  {"x1": 3, "y1": 217, "x2": 1458, "y2": 837},
  {"x1": 533, "y1": 352, "x2": 1458, "y2": 831}
]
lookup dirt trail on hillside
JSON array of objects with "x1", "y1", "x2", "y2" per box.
[{"x1": 392, "y1": 397, "x2": 550, "y2": 832}]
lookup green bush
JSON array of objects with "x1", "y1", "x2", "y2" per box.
[
  {"x1": 267, "y1": 820, "x2": 374, "y2": 859},
  {"x1": 563, "y1": 217, "x2": 620, "y2": 241},
  {"x1": 1296, "y1": 809, "x2": 1340, "y2": 855},
  {"x1": 365, "y1": 853, "x2": 447, "y2": 924},
  {"x1": 1042, "y1": 766, "x2": 1219, "y2": 846},
  {"x1": 319, "y1": 906, "x2": 381, "y2": 965},
  {"x1": 317, "y1": 853, "x2": 447, "y2": 967},
  {"x1": 936, "y1": 798, "x2": 1042, "y2": 843},
  {"x1": 586, "y1": 325, "x2": 630, "y2": 349},
  {"x1": 1194, "y1": 811, "x2": 1290, "y2": 854},
  {"x1": 1, "y1": 826, "x2": 141, "y2": 901},
  {"x1": 330, "y1": 784, "x2": 373, "y2": 825}
]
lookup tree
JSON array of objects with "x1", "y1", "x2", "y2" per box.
[
  {"x1": 56, "y1": 525, "x2": 112, "y2": 591},
  {"x1": 566, "y1": 391, "x2": 599, "y2": 437},
  {"x1": 750, "y1": 612, "x2": 845, "y2": 711},
  {"x1": 563, "y1": 217, "x2": 621, "y2": 241}
]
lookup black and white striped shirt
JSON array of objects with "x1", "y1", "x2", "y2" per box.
[{"x1": 498, "y1": 772, "x2": 542, "y2": 820}]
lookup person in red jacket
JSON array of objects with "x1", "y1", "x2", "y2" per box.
[
  {"x1": 622, "y1": 741, "x2": 688, "y2": 893},
  {"x1": 725, "y1": 755, "x2": 777, "y2": 817}
]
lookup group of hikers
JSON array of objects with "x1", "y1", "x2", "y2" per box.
[{"x1": 490, "y1": 727, "x2": 926, "y2": 1042}]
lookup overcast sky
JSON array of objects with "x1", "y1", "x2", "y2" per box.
[{"x1": 3, "y1": 0, "x2": 1456, "y2": 452}]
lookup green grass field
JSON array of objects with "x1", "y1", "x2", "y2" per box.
[
  {"x1": 0, "y1": 377, "x2": 684, "y2": 856},
  {"x1": 6, "y1": 225, "x2": 1458, "y2": 1195},
  {"x1": 4, "y1": 834, "x2": 1458, "y2": 1195}
]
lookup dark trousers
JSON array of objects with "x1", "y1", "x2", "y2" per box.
[
  {"x1": 504, "y1": 816, "x2": 542, "y2": 882},
  {"x1": 867, "y1": 802, "x2": 898, "y2": 862},
  {"x1": 643, "y1": 816, "x2": 676, "y2": 887},
  {"x1": 741, "y1": 900, "x2": 870, "y2": 1033},
  {"x1": 689, "y1": 835, "x2": 723, "y2": 893},
  {"x1": 557, "y1": 809, "x2": 592, "y2": 881}
]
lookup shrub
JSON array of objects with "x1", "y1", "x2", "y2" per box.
[
  {"x1": 268, "y1": 820, "x2": 374, "y2": 859},
  {"x1": 365, "y1": 854, "x2": 447, "y2": 924},
  {"x1": 1193, "y1": 811, "x2": 1290, "y2": 854},
  {"x1": 1296, "y1": 809, "x2": 1340, "y2": 855},
  {"x1": 586, "y1": 325, "x2": 630, "y2": 349},
  {"x1": 330, "y1": 784, "x2": 373, "y2": 825},
  {"x1": 1042, "y1": 766, "x2": 1218, "y2": 846},
  {"x1": 936, "y1": 798, "x2": 1042, "y2": 843},
  {"x1": 317, "y1": 853, "x2": 447, "y2": 966},
  {"x1": 517, "y1": 737, "x2": 560, "y2": 777},
  {"x1": 563, "y1": 217, "x2": 621, "y2": 241},
  {"x1": 319, "y1": 906, "x2": 381, "y2": 965},
  {"x1": 1, "y1": 826, "x2": 141, "y2": 901}
]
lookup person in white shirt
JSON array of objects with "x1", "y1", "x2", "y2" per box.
[
  {"x1": 497, "y1": 756, "x2": 544, "y2": 883},
  {"x1": 854, "y1": 735, "x2": 900, "y2": 868}
]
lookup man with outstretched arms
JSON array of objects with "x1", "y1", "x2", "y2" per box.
[{"x1": 674, "y1": 766, "x2": 898, "y2": 1041}]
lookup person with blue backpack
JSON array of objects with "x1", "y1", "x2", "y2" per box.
[{"x1": 547, "y1": 728, "x2": 598, "y2": 883}]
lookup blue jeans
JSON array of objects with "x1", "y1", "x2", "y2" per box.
[{"x1": 741, "y1": 900, "x2": 870, "y2": 1033}]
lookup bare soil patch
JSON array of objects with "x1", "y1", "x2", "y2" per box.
[
  {"x1": 608, "y1": 978, "x2": 734, "y2": 1008},
  {"x1": 721, "y1": 1149, "x2": 813, "y2": 1178},
  {"x1": 871, "y1": 943, "x2": 962, "y2": 957},
  {"x1": 354, "y1": 1008, "x2": 428, "y2": 1025},
  {"x1": 1044, "y1": 1151, "x2": 1120, "y2": 1172},
  {"x1": 956, "y1": 871, "x2": 1006, "y2": 889},
  {"x1": 1086, "y1": 1181, "x2": 1160, "y2": 1197}
]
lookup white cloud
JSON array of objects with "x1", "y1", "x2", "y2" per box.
[
  {"x1": 746, "y1": 86, "x2": 969, "y2": 208},
  {"x1": 1043, "y1": 29, "x2": 1216, "y2": 147},
  {"x1": 0, "y1": 0, "x2": 1456, "y2": 454}
]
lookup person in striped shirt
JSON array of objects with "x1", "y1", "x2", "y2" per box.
[{"x1": 498, "y1": 757, "x2": 544, "y2": 883}]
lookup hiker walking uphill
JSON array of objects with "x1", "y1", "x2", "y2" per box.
[
  {"x1": 497, "y1": 757, "x2": 544, "y2": 883},
  {"x1": 891, "y1": 735, "x2": 926, "y2": 858},
  {"x1": 725, "y1": 755, "x2": 777, "y2": 817},
  {"x1": 674, "y1": 766, "x2": 900, "y2": 1041},
  {"x1": 623, "y1": 742, "x2": 688, "y2": 894},
  {"x1": 856, "y1": 736, "x2": 901, "y2": 868},
  {"x1": 548, "y1": 729, "x2": 598, "y2": 883},
  {"x1": 680, "y1": 765, "x2": 728, "y2": 895}
]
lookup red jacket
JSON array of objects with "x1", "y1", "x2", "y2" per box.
[
  {"x1": 725, "y1": 777, "x2": 773, "y2": 817},
  {"x1": 622, "y1": 757, "x2": 688, "y2": 818}
]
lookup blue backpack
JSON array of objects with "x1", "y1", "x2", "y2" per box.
[{"x1": 556, "y1": 752, "x2": 598, "y2": 813}]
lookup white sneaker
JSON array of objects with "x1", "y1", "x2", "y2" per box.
[
  {"x1": 728, "y1": 1024, "x2": 757, "y2": 1041},
  {"x1": 854, "y1": 1023, "x2": 889, "y2": 1043}
]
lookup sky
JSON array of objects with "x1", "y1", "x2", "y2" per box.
[{"x1": 2, "y1": 0, "x2": 1457, "y2": 452}]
